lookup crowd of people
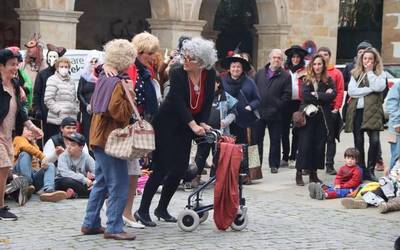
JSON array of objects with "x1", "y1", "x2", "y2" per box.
[{"x1": 1, "y1": 31, "x2": 400, "y2": 241}]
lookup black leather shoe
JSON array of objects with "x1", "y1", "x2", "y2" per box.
[
  {"x1": 326, "y1": 167, "x2": 337, "y2": 175},
  {"x1": 154, "y1": 208, "x2": 177, "y2": 223},
  {"x1": 134, "y1": 211, "x2": 156, "y2": 227},
  {"x1": 270, "y1": 167, "x2": 278, "y2": 174}
]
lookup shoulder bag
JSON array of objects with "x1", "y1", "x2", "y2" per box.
[{"x1": 105, "y1": 80, "x2": 155, "y2": 160}]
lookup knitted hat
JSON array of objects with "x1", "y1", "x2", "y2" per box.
[{"x1": 356, "y1": 41, "x2": 372, "y2": 52}]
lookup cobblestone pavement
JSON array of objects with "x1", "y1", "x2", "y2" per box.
[{"x1": 0, "y1": 132, "x2": 399, "y2": 249}]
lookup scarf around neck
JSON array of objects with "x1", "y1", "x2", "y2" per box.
[
  {"x1": 91, "y1": 71, "x2": 130, "y2": 113},
  {"x1": 222, "y1": 73, "x2": 246, "y2": 98}
]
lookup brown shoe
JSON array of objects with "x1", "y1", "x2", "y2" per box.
[
  {"x1": 39, "y1": 191, "x2": 67, "y2": 202},
  {"x1": 81, "y1": 226, "x2": 105, "y2": 235},
  {"x1": 296, "y1": 170, "x2": 304, "y2": 186},
  {"x1": 104, "y1": 231, "x2": 136, "y2": 240}
]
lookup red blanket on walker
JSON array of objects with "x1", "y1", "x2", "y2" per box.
[{"x1": 214, "y1": 138, "x2": 242, "y2": 230}]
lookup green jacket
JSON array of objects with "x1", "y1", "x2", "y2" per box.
[{"x1": 345, "y1": 75, "x2": 384, "y2": 132}]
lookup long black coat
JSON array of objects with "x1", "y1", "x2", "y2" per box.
[
  {"x1": 296, "y1": 78, "x2": 336, "y2": 171},
  {"x1": 152, "y1": 65, "x2": 216, "y2": 174}
]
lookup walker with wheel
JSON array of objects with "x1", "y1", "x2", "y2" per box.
[{"x1": 177, "y1": 129, "x2": 249, "y2": 232}]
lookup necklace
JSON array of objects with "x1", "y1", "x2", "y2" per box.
[{"x1": 188, "y1": 71, "x2": 203, "y2": 110}]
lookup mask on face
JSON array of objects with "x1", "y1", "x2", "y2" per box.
[
  {"x1": 58, "y1": 68, "x2": 69, "y2": 77},
  {"x1": 47, "y1": 51, "x2": 59, "y2": 67}
]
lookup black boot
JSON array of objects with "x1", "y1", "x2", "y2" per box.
[
  {"x1": 309, "y1": 171, "x2": 322, "y2": 183},
  {"x1": 325, "y1": 165, "x2": 337, "y2": 175},
  {"x1": 363, "y1": 166, "x2": 378, "y2": 182},
  {"x1": 296, "y1": 170, "x2": 304, "y2": 186}
]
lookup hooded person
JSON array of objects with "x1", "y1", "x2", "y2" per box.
[
  {"x1": 77, "y1": 50, "x2": 103, "y2": 147},
  {"x1": 32, "y1": 44, "x2": 66, "y2": 143}
]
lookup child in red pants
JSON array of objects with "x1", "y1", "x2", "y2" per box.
[{"x1": 309, "y1": 148, "x2": 362, "y2": 200}]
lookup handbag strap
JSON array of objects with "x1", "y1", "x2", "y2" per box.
[
  {"x1": 239, "y1": 89, "x2": 249, "y2": 105},
  {"x1": 120, "y1": 79, "x2": 144, "y2": 125}
]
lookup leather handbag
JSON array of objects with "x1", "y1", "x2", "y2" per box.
[
  {"x1": 292, "y1": 111, "x2": 306, "y2": 128},
  {"x1": 105, "y1": 80, "x2": 155, "y2": 160}
]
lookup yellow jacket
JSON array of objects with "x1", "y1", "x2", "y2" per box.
[{"x1": 13, "y1": 136, "x2": 45, "y2": 170}]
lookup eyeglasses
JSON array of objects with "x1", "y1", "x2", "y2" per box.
[{"x1": 182, "y1": 55, "x2": 197, "y2": 63}]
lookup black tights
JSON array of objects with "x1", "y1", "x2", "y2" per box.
[
  {"x1": 138, "y1": 165, "x2": 186, "y2": 216},
  {"x1": 353, "y1": 109, "x2": 380, "y2": 173}
]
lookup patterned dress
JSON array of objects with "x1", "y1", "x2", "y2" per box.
[{"x1": 0, "y1": 87, "x2": 17, "y2": 168}]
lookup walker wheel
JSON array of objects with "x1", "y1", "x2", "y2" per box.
[
  {"x1": 230, "y1": 211, "x2": 248, "y2": 231},
  {"x1": 194, "y1": 203, "x2": 209, "y2": 224},
  {"x1": 177, "y1": 209, "x2": 200, "y2": 232}
]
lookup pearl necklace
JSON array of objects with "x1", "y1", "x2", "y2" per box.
[{"x1": 188, "y1": 73, "x2": 202, "y2": 110}]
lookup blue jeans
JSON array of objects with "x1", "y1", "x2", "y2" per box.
[
  {"x1": 82, "y1": 147, "x2": 129, "y2": 234},
  {"x1": 14, "y1": 152, "x2": 55, "y2": 191},
  {"x1": 390, "y1": 135, "x2": 400, "y2": 169}
]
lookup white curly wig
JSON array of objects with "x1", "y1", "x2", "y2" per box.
[
  {"x1": 103, "y1": 39, "x2": 137, "y2": 72},
  {"x1": 181, "y1": 37, "x2": 217, "y2": 70}
]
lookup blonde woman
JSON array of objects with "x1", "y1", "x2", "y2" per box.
[
  {"x1": 295, "y1": 55, "x2": 336, "y2": 186},
  {"x1": 81, "y1": 39, "x2": 136, "y2": 240},
  {"x1": 345, "y1": 47, "x2": 386, "y2": 181}
]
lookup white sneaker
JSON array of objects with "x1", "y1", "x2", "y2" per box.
[
  {"x1": 288, "y1": 160, "x2": 296, "y2": 169},
  {"x1": 123, "y1": 216, "x2": 145, "y2": 229}
]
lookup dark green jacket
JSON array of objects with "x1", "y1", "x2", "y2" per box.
[{"x1": 345, "y1": 75, "x2": 384, "y2": 132}]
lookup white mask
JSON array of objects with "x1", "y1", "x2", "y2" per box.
[
  {"x1": 58, "y1": 68, "x2": 69, "y2": 77},
  {"x1": 47, "y1": 51, "x2": 59, "y2": 67}
]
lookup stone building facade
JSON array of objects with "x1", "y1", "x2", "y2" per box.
[{"x1": 2, "y1": 0, "x2": 399, "y2": 66}]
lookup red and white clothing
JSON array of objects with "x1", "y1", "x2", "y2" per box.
[{"x1": 288, "y1": 67, "x2": 306, "y2": 101}]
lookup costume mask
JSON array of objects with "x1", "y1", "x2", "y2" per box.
[{"x1": 47, "y1": 51, "x2": 59, "y2": 67}]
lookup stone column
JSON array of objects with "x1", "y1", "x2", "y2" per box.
[
  {"x1": 254, "y1": 24, "x2": 291, "y2": 67},
  {"x1": 16, "y1": 0, "x2": 83, "y2": 49},
  {"x1": 147, "y1": 19, "x2": 206, "y2": 50}
]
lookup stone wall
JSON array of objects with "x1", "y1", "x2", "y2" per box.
[
  {"x1": 0, "y1": 0, "x2": 20, "y2": 48},
  {"x1": 75, "y1": 0, "x2": 151, "y2": 50},
  {"x1": 382, "y1": 0, "x2": 400, "y2": 64},
  {"x1": 286, "y1": 0, "x2": 339, "y2": 63}
]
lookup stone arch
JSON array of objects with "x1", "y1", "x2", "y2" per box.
[{"x1": 199, "y1": 0, "x2": 290, "y2": 67}]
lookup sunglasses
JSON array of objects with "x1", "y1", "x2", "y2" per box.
[{"x1": 90, "y1": 58, "x2": 98, "y2": 64}]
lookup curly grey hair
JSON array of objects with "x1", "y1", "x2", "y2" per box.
[
  {"x1": 103, "y1": 39, "x2": 137, "y2": 72},
  {"x1": 181, "y1": 37, "x2": 217, "y2": 70}
]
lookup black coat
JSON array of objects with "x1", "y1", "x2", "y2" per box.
[
  {"x1": 255, "y1": 65, "x2": 292, "y2": 120},
  {"x1": 296, "y1": 78, "x2": 336, "y2": 171},
  {"x1": 0, "y1": 78, "x2": 29, "y2": 135},
  {"x1": 151, "y1": 65, "x2": 215, "y2": 173},
  {"x1": 33, "y1": 66, "x2": 55, "y2": 121},
  {"x1": 77, "y1": 77, "x2": 95, "y2": 113}
]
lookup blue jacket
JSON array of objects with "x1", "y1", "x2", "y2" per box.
[
  {"x1": 386, "y1": 82, "x2": 400, "y2": 135},
  {"x1": 221, "y1": 74, "x2": 261, "y2": 128}
]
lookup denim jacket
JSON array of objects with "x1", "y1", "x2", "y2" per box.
[{"x1": 386, "y1": 82, "x2": 400, "y2": 135}]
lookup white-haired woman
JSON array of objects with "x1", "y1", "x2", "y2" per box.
[
  {"x1": 77, "y1": 50, "x2": 103, "y2": 147},
  {"x1": 81, "y1": 39, "x2": 136, "y2": 240},
  {"x1": 135, "y1": 37, "x2": 217, "y2": 227},
  {"x1": 345, "y1": 47, "x2": 386, "y2": 182}
]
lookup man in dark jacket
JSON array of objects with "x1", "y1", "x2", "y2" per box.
[{"x1": 254, "y1": 49, "x2": 292, "y2": 173}]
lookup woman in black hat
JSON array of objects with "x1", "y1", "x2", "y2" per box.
[
  {"x1": 0, "y1": 48, "x2": 43, "y2": 220},
  {"x1": 281, "y1": 45, "x2": 308, "y2": 169},
  {"x1": 220, "y1": 54, "x2": 261, "y2": 143}
]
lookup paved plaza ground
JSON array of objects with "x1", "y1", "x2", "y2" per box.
[{"x1": 0, "y1": 131, "x2": 399, "y2": 249}]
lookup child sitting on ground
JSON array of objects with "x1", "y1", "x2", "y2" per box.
[
  {"x1": 341, "y1": 158, "x2": 400, "y2": 213},
  {"x1": 309, "y1": 147, "x2": 362, "y2": 200},
  {"x1": 55, "y1": 132, "x2": 95, "y2": 198}
]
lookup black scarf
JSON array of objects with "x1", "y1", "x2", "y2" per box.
[{"x1": 222, "y1": 73, "x2": 246, "y2": 98}]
